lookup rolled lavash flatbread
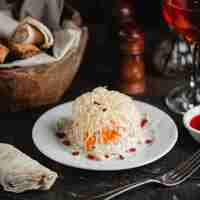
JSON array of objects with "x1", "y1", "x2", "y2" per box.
[
  {"x1": 0, "y1": 143, "x2": 58, "y2": 193},
  {"x1": 12, "y1": 17, "x2": 54, "y2": 49},
  {"x1": 13, "y1": 24, "x2": 45, "y2": 46}
]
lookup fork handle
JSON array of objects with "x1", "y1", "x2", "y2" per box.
[{"x1": 102, "y1": 178, "x2": 157, "y2": 200}]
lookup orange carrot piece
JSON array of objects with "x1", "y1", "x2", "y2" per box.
[
  {"x1": 100, "y1": 129, "x2": 120, "y2": 144},
  {"x1": 84, "y1": 134, "x2": 96, "y2": 151}
]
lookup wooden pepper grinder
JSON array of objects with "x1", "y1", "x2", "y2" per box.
[{"x1": 118, "y1": 0, "x2": 145, "y2": 95}]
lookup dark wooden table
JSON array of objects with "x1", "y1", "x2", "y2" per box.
[{"x1": 1, "y1": 28, "x2": 200, "y2": 200}]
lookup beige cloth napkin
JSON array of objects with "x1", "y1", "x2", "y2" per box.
[
  {"x1": 0, "y1": 11, "x2": 18, "y2": 39},
  {"x1": 0, "y1": 12, "x2": 81, "y2": 68},
  {"x1": 0, "y1": 0, "x2": 65, "y2": 31}
]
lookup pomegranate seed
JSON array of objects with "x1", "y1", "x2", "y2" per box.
[
  {"x1": 128, "y1": 148, "x2": 136, "y2": 153},
  {"x1": 145, "y1": 139, "x2": 153, "y2": 144},
  {"x1": 63, "y1": 140, "x2": 71, "y2": 146},
  {"x1": 72, "y1": 151, "x2": 80, "y2": 156},
  {"x1": 87, "y1": 154, "x2": 97, "y2": 160},
  {"x1": 119, "y1": 155, "x2": 125, "y2": 160},
  {"x1": 105, "y1": 155, "x2": 110, "y2": 159},
  {"x1": 56, "y1": 132, "x2": 65, "y2": 139},
  {"x1": 140, "y1": 118, "x2": 148, "y2": 128}
]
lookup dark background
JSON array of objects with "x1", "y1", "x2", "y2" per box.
[
  {"x1": 67, "y1": 0, "x2": 168, "y2": 81},
  {"x1": 68, "y1": 0, "x2": 164, "y2": 28}
]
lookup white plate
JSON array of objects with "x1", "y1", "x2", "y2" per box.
[{"x1": 32, "y1": 101, "x2": 178, "y2": 171}]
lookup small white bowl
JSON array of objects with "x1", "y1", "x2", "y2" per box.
[{"x1": 183, "y1": 105, "x2": 200, "y2": 143}]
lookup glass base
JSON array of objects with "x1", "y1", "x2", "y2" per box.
[{"x1": 165, "y1": 84, "x2": 200, "y2": 115}]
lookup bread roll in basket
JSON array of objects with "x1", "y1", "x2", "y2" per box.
[{"x1": 0, "y1": 6, "x2": 88, "y2": 112}]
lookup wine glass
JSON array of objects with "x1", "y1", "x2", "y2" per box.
[{"x1": 162, "y1": 0, "x2": 200, "y2": 114}]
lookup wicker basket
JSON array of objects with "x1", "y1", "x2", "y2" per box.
[{"x1": 0, "y1": 7, "x2": 88, "y2": 112}]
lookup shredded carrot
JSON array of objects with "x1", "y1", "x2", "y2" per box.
[
  {"x1": 100, "y1": 129, "x2": 120, "y2": 144},
  {"x1": 84, "y1": 133, "x2": 96, "y2": 151}
]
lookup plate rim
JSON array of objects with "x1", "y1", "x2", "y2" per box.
[{"x1": 32, "y1": 100, "x2": 178, "y2": 171}]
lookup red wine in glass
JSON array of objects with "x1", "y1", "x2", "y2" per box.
[
  {"x1": 163, "y1": 0, "x2": 200, "y2": 43},
  {"x1": 162, "y1": 0, "x2": 200, "y2": 114}
]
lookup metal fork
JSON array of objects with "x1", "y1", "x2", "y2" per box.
[{"x1": 91, "y1": 149, "x2": 200, "y2": 200}]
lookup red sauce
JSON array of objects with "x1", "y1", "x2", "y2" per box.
[{"x1": 190, "y1": 114, "x2": 200, "y2": 131}]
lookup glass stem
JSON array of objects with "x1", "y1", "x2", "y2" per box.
[{"x1": 191, "y1": 43, "x2": 200, "y2": 104}]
